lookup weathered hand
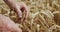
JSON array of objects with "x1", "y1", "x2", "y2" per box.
[
  {"x1": 13, "y1": 2, "x2": 29, "y2": 22},
  {"x1": 0, "y1": 14, "x2": 22, "y2": 32},
  {"x1": 4, "y1": 0, "x2": 29, "y2": 22},
  {"x1": 10, "y1": 2, "x2": 29, "y2": 19}
]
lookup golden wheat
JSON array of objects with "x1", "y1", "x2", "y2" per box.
[{"x1": 0, "y1": 0, "x2": 60, "y2": 32}]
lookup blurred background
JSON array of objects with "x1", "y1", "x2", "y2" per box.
[{"x1": 0, "y1": 0, "x2": 60, "y2": 32}]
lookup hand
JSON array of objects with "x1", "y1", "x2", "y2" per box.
[
  {"x1": 13, "y1": 2, "x2": 29, "y2": 22},
  {"x1": 0, "y1": 14, "x2": 22, "y2": 32},
  {"x1": 10, "y1": 2, "x2": 29, "y2": 18},
  {"x1": 10, "y1": 2, "x2": 29, "y2": 22},
  {"x1": 4, "y1": 0, "x2": 29, "y2": 22}
]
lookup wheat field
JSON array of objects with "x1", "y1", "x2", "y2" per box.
[{"x1": 0, "y1": 0, "x2": 60, "y2": 32}]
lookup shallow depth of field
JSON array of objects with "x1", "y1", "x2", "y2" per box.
[{"x1": 0, "y1": 0, "x2": 60, "y2": 32}]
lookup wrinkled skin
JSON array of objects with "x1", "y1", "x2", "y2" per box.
[
  {"x1": 4, "y1": 0, "x2": 29, "y2": 21},
  {"x1": 0, "y1": 14, "x2": 22, "y2": 32}
]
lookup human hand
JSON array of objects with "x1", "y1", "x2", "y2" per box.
[
  {"x1": 4, "y1": 0, "x2": 29, "y2": 22},
  {"x1": 0, "y1": 14, "x2": 22, "y2": 32}
]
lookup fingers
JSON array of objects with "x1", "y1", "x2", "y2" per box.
[
  {"x1": 14, "y1": 7, "x2": 22, "y2": 19},
  {"x1": 14, "y1": 2, "x2": 30, "y2": 22},
  {"x1": 21, "y1": 2, "x2": 30, "y2": 18},
  {"x1": 25, "y1": 6, "x2": 29, "y2": 19},
  {"x1": 20, "y1": 3, "x2": 30, "y2": 22},
  {"x1": 23, "y1": 5, "x2": 30, "y2": 21}
]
